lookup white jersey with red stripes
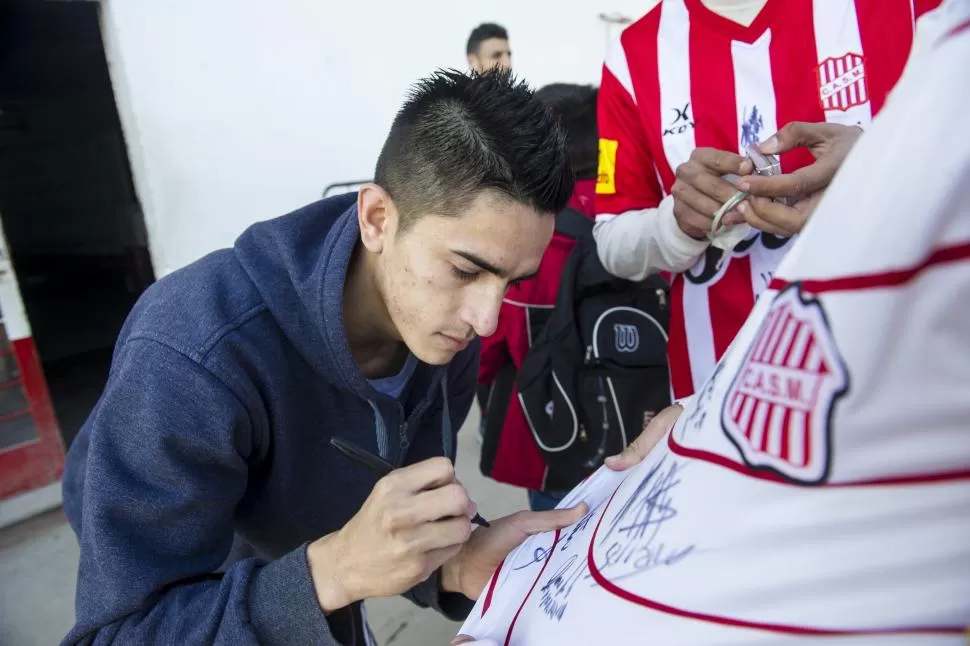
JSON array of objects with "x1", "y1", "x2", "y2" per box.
[
  {"x1": 595, "y1": 0, "x2": 941, "y2": 400},
  {"x1": 458, "y1": 7, "x2": 970, "y2": 643}
]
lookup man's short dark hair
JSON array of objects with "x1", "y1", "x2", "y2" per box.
[
  {"x1": 535, "y1": 84, "x2": 599, "y2": 181},
  {"x1": 374, "y1": 69, "x2": 573, "y2": 230},
  {"x1": 466, "y1": 23, "x2": 509, "y2": 56}
]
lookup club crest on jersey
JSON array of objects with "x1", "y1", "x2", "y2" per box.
[
  {"x1": 816, "y1": 53, "x2": 869, "y2": 112},
  {"x1": 721, "y1": 285, "x2": 848, "y2": 484}
]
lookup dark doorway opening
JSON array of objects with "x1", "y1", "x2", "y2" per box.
[{"x1": 0, "y1": 2, "x2": 155, "y2": 448}]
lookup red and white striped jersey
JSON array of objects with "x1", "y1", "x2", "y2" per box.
[
  {"x1": 595, "y1": 0, "x2": 941, "y2": 400},
  {"x1": 458, "y1": 8, "x2": 970, "y2": 642}
]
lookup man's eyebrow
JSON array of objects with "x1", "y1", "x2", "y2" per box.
[
  {"x1": 454, "y1": 250, "x2": 507, "y2": 277},
  {"x1": 454, "y1": 250, "x2": 536, "y2": 282}
]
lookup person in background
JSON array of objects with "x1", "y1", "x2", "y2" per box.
[
  {"x1": 466, "y1": 22, "x2": 512, "y2": 74},
  {"x1": 478, "y1": 84, "x2": 598, "y2": 512},
  {"x1": 592, "y1": 0, "x2": 942, "y2": 412}
]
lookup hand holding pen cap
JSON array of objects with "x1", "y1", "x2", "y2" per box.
[
  {"x1": 734, "y1": 122, "x2": 864, "y2": 237},
  {"x1": 708, "y1": 142, "x2": 788, "y2": 261},
  {"x1": 331, "y1": 437, "x2": 490, "y2": 527},
  {"x1": 669, "y1": 147, "x2": 754, "y2": 240}
]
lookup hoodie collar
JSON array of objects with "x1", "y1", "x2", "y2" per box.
[{"x1": 317, "y1": 203, "x2": 373, "y2": 397}]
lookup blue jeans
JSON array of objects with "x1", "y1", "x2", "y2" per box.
[{"x1": 528, "y1": 489, "x2": 568, "y2": 512}]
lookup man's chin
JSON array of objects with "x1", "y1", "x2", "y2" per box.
[
  {"x1": 413, "y1": 346, "x2": 457, "y2": 366},
  {"x1": 412, "y1": 338, "x2": 468, "y2": 366},
  {"x1": 402, "y1": 332, "x2": 476, "y2": 365}
]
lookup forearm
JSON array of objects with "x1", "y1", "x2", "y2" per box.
[
  {"x1": 594, "y1": 195, "x2": 709, "y2": 280},
  {"x1": 307, "y1": 533, "x2": 354, "y2": 614},
  {"x1": 310, "y1": 529, "x2": 473, "y2": 624},
  {"x1": 68, "y1": 548, "x2": 346, "y2": 646}
]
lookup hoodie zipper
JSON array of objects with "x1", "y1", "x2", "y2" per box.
[
  {"x1": 373, "y1": 370, "x2": 443, "y2": 466},
  {"x1": 392, "y1": 395, "x2": 435, "y2": 466},
  {"x1": 397, "y1": 402, "x2": 410, "y2": 461}
]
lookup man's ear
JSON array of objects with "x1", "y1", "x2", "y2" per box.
[
  {"x1": 357, "y1": 184, "x2": 397, "y2": 253},
  {"x1": 467, "y1": 54, "x2": 479, "y2": 73}
]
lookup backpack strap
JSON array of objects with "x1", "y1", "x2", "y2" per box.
[{"x1": 554, "y1": 207, "x2": 594, "y2": 240}]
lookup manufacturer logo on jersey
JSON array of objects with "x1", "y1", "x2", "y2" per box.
[
  {"x1": 596, "y1": 138, "x2": 618, "y2": 195},
  {"x1": 721, "y1": 285, "x2": 848, "y2": 484},
  {"x1": 614, "y1": 324, "x2": 639, "y2": 353},
  {"x1": 740, "y1": 105, "x2": 765, "y2": 149},
  {"x1": 662, "y1": 102, "x2": 694, "y2": 137},
  {"x1": 816, "y1": 53, "x2": 869, "y2": 112}
]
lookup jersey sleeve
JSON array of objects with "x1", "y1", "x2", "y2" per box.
[
  {"x1": 594, "y1": 45, "x2": 664, "y2": 220},
  {"x1": 914, "y1": 0, "x2": 944, "y2": 20},
  {"x1": 593, "y1": 39, "x2": 708, "y2": 279}
]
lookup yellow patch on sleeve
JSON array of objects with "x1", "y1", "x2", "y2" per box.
[{"x1": 596, "y1": 138, "x2": 619, "y2": 195}]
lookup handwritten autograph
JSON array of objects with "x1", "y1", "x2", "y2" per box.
[
  {"x1": 534, "y1": 509, "x2": 599, "y2": 622},
  {"x1": 538, "y1": 555, "x2": 584, "y2": 621},
  {"x1": 512, "y1": 508, "x2": 597, "y2": 572},
  {"x1": 598, "y1": 455, "x2": 696, "y2": 582},
  {"x1": 683, "y1": 362, "x2": 724, "y2": 437},
  {"x1": 532, "y1": 458, "x2": 696, "y2": 623}
]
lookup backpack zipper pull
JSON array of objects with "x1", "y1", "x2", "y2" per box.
[
  {"x1": 596, "y1": 377, "x2": 609, "y2": 431},
  {"x1": 585, "y1": 345, "x2": 593, "y2": 364},
  {"x1": 657, "y1": 288, "x2": 667, "y2": 309}
]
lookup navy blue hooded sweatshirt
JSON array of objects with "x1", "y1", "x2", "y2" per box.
[{"x1": 61, "y1": 193, "x2": 479, "y2": 645}]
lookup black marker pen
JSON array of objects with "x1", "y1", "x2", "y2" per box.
[{"x1": 330, "y1": 437, "x2": 490, "y2": 528}]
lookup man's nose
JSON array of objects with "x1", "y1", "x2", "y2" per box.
[{"x1": 461, "y1": 287, "x2": 504, "y2": 338}]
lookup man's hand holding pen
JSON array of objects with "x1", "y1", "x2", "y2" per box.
[{"x1": 307, "y1": 455, "x2": 588, "y2": 612}]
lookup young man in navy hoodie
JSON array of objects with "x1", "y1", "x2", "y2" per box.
[{"x1": 60, "y1": 69, "x2": 586, "y2": 645}]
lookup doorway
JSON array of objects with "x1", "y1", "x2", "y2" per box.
[{"x1": 0, "y1": 2, "x2": 154, "y2": 450}]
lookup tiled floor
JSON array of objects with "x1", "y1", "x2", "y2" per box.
[{"x1": 0, "y1": 406, "x2": 528, "y2": 645}]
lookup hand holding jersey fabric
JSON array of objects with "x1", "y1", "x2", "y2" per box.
[
  {"x1": 442, "y1": 505, "x2": 589, "y2": 600},
  {"x1": 604, "y1": 403, "x2": 684, "y2": 471}
]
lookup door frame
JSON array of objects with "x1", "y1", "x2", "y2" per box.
[{"x1": 0, "y1": 214, "x2": 65, "y2": 528}]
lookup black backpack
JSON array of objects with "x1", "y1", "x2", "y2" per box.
[{"x1": 514, "y1": 208, "x2": 672, "y2": 492}]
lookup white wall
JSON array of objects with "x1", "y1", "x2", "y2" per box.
[{"x1": 100, "y1": 0, "x2": 654, "y2": 276}]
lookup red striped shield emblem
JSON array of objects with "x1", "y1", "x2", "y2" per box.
[
  {"x1": 721, "y1": 287, "x2": 848, "y2": 484},
  {"x1": 816, "y1": 53, "x2": 868, "y2": 112}
]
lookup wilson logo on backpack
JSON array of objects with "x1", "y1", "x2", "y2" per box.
[{"x1": 614, "y1": 324, "x2": 640, "y2": 353}]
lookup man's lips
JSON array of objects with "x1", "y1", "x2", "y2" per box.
[{"x1": 439, "y1": 333, "x2": 473, "y2": 350}]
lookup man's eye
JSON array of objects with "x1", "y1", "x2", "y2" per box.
[{"x1": 451, "y1": 266, "x2": 478, "y2": 282}]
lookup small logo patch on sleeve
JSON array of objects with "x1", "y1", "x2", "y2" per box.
[{"x1": 596, "y1": 138, "x2": 619, "y2": 195}]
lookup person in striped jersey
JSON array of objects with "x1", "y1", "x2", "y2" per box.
[{"x1": 592, "y1": 0, "x2": 943, "y2": 407}]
